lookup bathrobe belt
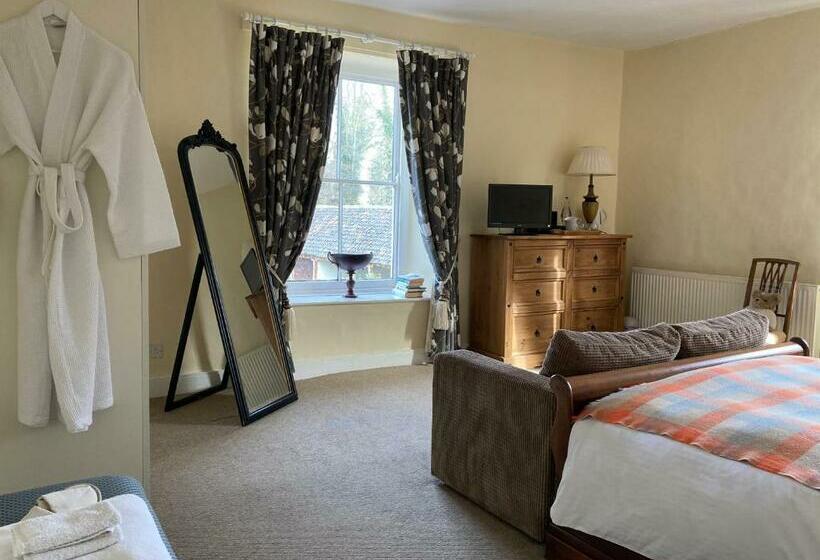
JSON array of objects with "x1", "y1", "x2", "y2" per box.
[{"x1": 30, "y1": 163, "x2": 86, "y2": 276}]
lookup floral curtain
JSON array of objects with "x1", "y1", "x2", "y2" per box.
[
  {"x1": 248, "y1": 25, "x2": 344, "y2": 336},
  {"x1": 397, "y1": 50, "x2": 469, "y2": 356}
]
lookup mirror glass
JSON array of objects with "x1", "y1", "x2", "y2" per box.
[{"x1": 188, "y1": 145, "x2": 293, "y2": 414}]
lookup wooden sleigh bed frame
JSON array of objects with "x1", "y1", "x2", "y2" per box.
[{"x1": 545, "y1": 337, "x2": 811, "y2": 560}]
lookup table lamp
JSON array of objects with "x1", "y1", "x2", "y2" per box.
[{"x1": 567, "y1": 146, "x2": 615, "y2": 225}]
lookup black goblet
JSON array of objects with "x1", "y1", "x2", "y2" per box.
[{"x1": 327, "y1": 252, "x2": 374, "y2": 298}]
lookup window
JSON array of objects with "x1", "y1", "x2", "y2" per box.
[{"x1": 289, "y1": 52, "x2": 431, "y2": 297}]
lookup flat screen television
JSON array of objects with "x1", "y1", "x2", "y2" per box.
[{"x1": 487, "y1": 184, "x2": 553, "y2": 234}]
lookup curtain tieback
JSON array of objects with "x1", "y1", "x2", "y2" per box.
[
  {"x1": 433, "y1": 260, "x2": 457, "y2": 331},
  {"x1": 265, "y1": 260, "x2": 296, "y2": 339},
  {"x1": 265, "y1": 261, "x2": 288, "y2": 291},
  {"x1": 31, "y1": 163, "x2": 86, "y2": 276}
]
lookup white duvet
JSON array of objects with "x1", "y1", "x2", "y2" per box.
[{"x1": 551, "y1": 420, "x2": 820, "y2": 560}]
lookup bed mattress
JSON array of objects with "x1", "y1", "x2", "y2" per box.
[{"x1": 550, "y1": 419, "x2": 820, "y2": 560}]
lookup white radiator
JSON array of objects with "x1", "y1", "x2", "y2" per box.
[{"x1": 630, "y1": 267, "x2": 820, "y2": 356}]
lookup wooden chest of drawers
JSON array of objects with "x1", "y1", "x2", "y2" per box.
[{"x1": 468, "y1": 233, "x2": 630, "y2": 369}]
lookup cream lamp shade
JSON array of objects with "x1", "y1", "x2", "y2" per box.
[
  {"x1": 567, "y1": 146, "x2": 614, "y2": 226},
  {"x1": 567, "y1": 146, "x2": 615, "y2": 177}
]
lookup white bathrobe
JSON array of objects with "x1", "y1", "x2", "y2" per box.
[{"x1": 0, "y1": 5, "x2": 180, "y2": 432}]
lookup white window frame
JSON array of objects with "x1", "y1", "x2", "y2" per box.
[{"x1": 287, "y1": 66, "x2": 405, "y2": 297}]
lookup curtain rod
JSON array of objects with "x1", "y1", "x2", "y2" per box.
[{"x1": 241, "y1": 12, "x2": 474, "y2": 60}]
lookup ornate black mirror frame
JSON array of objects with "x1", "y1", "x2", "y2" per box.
[{"x1": 165, "y1": 120, "x2": 298, "y2": 425}]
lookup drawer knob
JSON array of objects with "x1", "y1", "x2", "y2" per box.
[
  {"x1": 534, "y1": 329, "x2": 541, "y2": 337},
  {"x1": 535, "y1": 289, "x2": 541, "y2": 297},
  {"x1": 593, "y1": 254, "x2": 599, "y2": 262},
  {"x1": 592, "y1": 285, "x2": 598, "y2": 293},
  {"x1": 536, "y1": 255, "x2": 543, "y2": 264}
]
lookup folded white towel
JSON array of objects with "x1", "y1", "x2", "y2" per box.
[
  {"x1": 19, "y1": 508, "x2": 50, "y2": 523},
  {"x1": 17, "y1": 527, "x2": 122, "y2": 560},
  {"x1": 0, "y1": 495, "x2": 169, "y2": 560},
  {"x1": 36, "y1": 485, "x2": 101, "y2": 513},
  {"x1": 10, "y1": 502, "x2": 121, "y2": 560}
]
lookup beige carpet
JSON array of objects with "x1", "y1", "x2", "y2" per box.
[{"x1": 150, "y1": 366, "x2": 543, "y2": 559}]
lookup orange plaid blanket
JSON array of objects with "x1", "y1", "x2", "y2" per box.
[{"x1": 581, "y1": 355, "x2": 820, "y2": 489}]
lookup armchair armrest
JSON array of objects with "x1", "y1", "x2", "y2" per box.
[{"x1": 432, "y1": 350, "x2": 554, "y2": 541}]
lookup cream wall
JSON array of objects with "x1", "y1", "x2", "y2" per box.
[
  {"x1": 289, "y1": 302, "x2": 430, "y2": 362},
  {"x1": 617, "y1": 8, "x2": 820, "y2": 289},
  {"x1": 141, "y1": 0, "x2": 624, "y2": 376},
  {"x1": 0, "y1": 0, "x2": 149, "y2": 493}
]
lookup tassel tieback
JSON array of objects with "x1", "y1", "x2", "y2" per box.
[
  {"x1": 266, "y1": 260, "x2": 296, "y2": 340},
  {"x1": 432, "y1": 297, "x2": 450, "y2": 331},
  {"x1": 432, "y1": 261, "x2": 457, "y2": 332},
  {"x1": 283, "y1": 304, "x2": 296, "y2": 340}
]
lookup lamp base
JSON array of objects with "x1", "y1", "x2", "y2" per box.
[{"x1": 582, "y1": 181, "x2": 598, "y2": 224}]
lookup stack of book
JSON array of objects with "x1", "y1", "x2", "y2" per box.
[{"x1": 393, "y1": 273, "x2": 427, "y2": 298}]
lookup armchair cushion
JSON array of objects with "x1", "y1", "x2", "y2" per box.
[
  {"x1": 673, "y1": 309, "x2": 768, "y2": 358},
  {"x1": 540, "y1": 324, "x2": 680, "y2": 377}
]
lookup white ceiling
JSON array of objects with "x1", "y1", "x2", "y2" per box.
[{"x1": 337, "y1": 0, "x2": 820, "y2": 49}]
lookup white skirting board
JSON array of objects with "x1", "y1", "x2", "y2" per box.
[
  {"x1": 630, "y1": 266, "x2": 820, "y2": 356},
  {"x1": 149, "y1": 348, "x2": 428, "y2": 398}
]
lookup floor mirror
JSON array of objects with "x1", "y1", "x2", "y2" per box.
[{"x1": 165, "y1": 120, "x2": 297, "y2": 425}]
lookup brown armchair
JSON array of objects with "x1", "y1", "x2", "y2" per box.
[{"x1": 431, "y1": 350, "x2": 554, "y2": 542}]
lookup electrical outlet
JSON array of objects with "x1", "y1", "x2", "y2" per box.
[{"x1": 149, "y1": 343, "x2": 164, "y2": 360}]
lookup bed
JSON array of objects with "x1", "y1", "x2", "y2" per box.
[{"x1": 546, "y1": 338, "x2": 819, "y2": 560}]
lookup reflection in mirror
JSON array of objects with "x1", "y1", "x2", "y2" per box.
[
  {"x1": 188, "y1": 144, "x2": 293, "y2": 414},
  {"x1": 180, "y1": 273, "x2": 225, "y2": 389}
]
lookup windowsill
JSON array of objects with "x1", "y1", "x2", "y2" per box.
[{"x1": 289, "y1": 292, "x2": 430, "y2": 307}]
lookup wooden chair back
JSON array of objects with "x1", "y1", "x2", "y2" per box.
[{"x1": 742, "y1": 258, "x2": 800, "y2": 336}]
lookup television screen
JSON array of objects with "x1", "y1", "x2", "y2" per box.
[{"x1": 487, "y1": 184, "x2": 553, "y2": 228}]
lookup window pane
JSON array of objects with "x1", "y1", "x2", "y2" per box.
[
  {"x1": 293, "y1": 182, "x2": 339, "y2": 281},
  {"x1": 339, "y1": 80, "x2": 395, "y2": 183},
  {"x1": 341, "y1": 183, "x2": 394, "y2": 280},
  {"x1": 323, "y1": 104, "x2": 338, "y2": 180}
]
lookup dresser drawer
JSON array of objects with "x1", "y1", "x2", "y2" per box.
[
  {"x1": 509, "y1": 352, "x2": 547, "y2": 369},
  {"x1": 511, "y1": 279, "x2": 564, "y2": 308},
  {"x1": 572, "y1": 277, "x2": 619, "y2": 303},
  {"x1": 512, "y1": 312, "x2": 560, "y2": 354},
  {"x1": 513, "y1": 245, "x2": 567, "y2": 277},
  {"x1": 571, "y1": 307, "x2": 618, "y2": 332},
  {"x1": 573, "y1": 245, "x2": 620, "y2": 271}
]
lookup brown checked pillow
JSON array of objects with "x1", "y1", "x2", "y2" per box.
[
  {"x1": 672, "y1": 309, "x2": 768, "y2": 359},
  {"x1": 540, "y1": 324, "x2": 681, "y2": 377}
]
